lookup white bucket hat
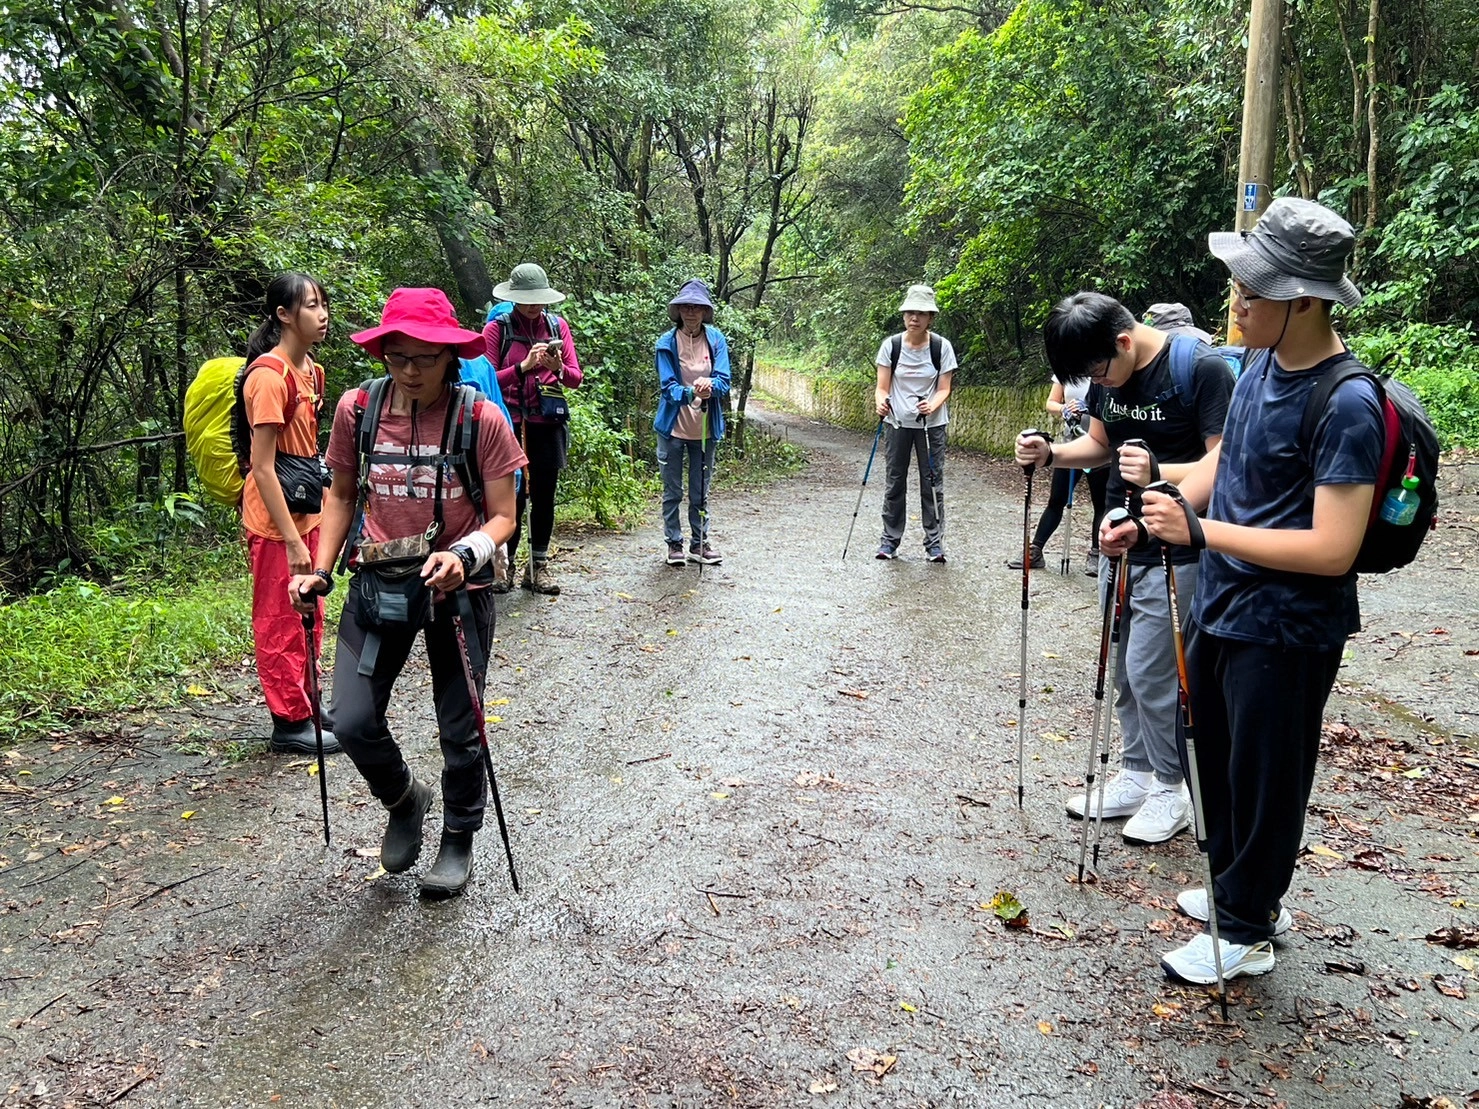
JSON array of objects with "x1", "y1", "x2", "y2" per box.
[{"x1": 898, "y1": 284, "x2": 939, "y2": 314}]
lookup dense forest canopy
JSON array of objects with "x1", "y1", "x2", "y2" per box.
[{"x1": 1, "y1": 0, "x2": 1476, "y2": 590}]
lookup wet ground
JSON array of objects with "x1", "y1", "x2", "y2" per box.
[{"x1": 3, "y1": 403, "x2": 1478, "y2": 1108}]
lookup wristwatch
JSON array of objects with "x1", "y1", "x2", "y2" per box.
[
  {"x1": 451, "y1": 544, "x2": 477, "y2": 577},
  {"x1": 313, "y1": 568, "x2": 334, "y2": 593}
]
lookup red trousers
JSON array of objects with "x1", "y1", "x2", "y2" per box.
[{"x1": 248, "y1": 529, "x2": 323, "y2": 722}]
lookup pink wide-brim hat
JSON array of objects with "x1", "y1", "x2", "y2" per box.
[{"x1": 350, "y1": 287, "x2": 485, "y2": 360}]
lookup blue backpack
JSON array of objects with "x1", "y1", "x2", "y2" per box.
[{"x1": 1156, "y1": 334, "x2": 1240, "y2": 413}]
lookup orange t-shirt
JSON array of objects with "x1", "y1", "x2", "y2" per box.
[{"x1": 240, "y1": 354, "x2": 324, "y2": 540}]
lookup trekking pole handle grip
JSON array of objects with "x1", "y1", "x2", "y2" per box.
[
  {"x1": 1144, "y1": 480, "x2": 1206, "y2": 550},
  {"x1": 1104, "y1": 505, "x2": 1149, "y2": 550},
  {"x1": 1019, "y1": 428, "x2": 1053, "y2": 475},
  {"x1": 1119, "y1": 438, "x2": 1159, "y2": 487}
]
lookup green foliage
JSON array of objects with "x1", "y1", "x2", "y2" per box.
[
  {"x1": 559, "y1": 382, "x2": 657, "y2": 528},
  {"x1": 0, "y1": 562, "x2": 253, "y2": 741},
  {"x1": 1348, "y1": 323, "x2": 1479, "y2": 450}
]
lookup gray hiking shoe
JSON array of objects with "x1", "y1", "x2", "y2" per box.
[
  {"x1": 381, "y1": 778, "x2": 434, "y2": 874},
  {"x1": 876, "y1": 542, "x2": 898, "y2": 560}
]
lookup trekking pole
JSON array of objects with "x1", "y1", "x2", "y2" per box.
[
  {"x1": 1075, "y1": 551, "x2": 1118, "y2": 882},
  {"x1": 1016, "y1": 428, "x2": 1051, "y2": 809},
  {"x1": 1088, "y1": 437, "x2": 1151, "y2": 870},
  {"x1": 697, "y1": 398, "x2": 709, "y2": 581},
  {"x1": 919, "y1": 410, "x2": 943, "y2": 549},
  {"x1": 1089, "y1": 514, "x2": 1137, "y2": 874},
  {"x1": 300, "y1": 608, "x2": 331, "y2": 847},
  {"x1": 1059, "y1": 467, "x2": 1079, "y2": 574},
  {"x1": 842, "y1": 417, "x2": 885, "y2": 561},
  {"x1": 450, "y1": 596, "x2": 521, "y2": 892},
  {"x1": 1146, "y1": 479, "x2": 1229, "y2": 1020}
]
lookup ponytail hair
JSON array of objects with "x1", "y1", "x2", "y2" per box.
[{"x1": 245, "y1": 270, "x2": 328, "y2": 365}]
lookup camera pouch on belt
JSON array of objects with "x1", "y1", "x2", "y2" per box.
[
  {"x1": 537, "y1": 380, "x2": 570, "y2": 423},
  {"x1": 274, "y1": 451, "x2": 325, "y2": 515},
  {"x1": 351, "y1": 532, "x2": 435, "y2": 676}
]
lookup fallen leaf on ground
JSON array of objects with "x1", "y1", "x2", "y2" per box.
[
  {"x1": 186, "y1": 684, "x2": 210, "y2": 696},
  {"x1": 808, "y1": 1080, "x2": 839, "y2": 1094},
  {"x1": 180, "y1": 810, "x2": 197, "y2": 819},
  {"x1": 846, "y1": 1047, "x2": 897, "y2": 1082},
  {"x1": 1262, "y1": 1060, "x2": 1293, "y2": 1079},
  {"x1": 1037, "y1": 1020, "x2": 1053, "y2": 1034},
  {"x1": 837, "y1": 688, "x2": 869, "y2": 700},
  {"x1": 1434, "y1": 976, "x2": 1467, "y2": 999},
  {"x1": 899, "y1": 1001, "x2": 917, "y2": 1013},
  {"x1": 1426, "y1": 927, "x2": 1479, "y2": 949},
  {"x1": 1151, "y1": 1002, "x2": 1181, "y2": 1019},
  {"x1": 488, "y1": 698, "x2": 509, "y2": 706},
  {"x1": 104, "y1": 796, "x2": 125, "y2": 805},
  {"x1": 1136, "y1": 1094, "x2": 1196, "y2": 1109},
  {"x1": 364, "y1": 865, "x2": 386, "y2": 881},
  {"x1": 1308, "y1": 843, "x2": 1342, "y2": 859},
  {"x1": 988, "y1": 889, "x2": 1029, "y2": 927},
  {"x1": 710, "y1": 792, "x2": 729, "y2": 800}
]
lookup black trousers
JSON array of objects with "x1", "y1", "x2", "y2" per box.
[
  {"x1": 1032, "y1": 465, "x2": 1109, "y2": 550},
  {"x1": 331, "y1": 586, "x2": 495, "y2": 832},
  {"x1": 1183, "y1": 624, "x2": 1342, "y2": 943},
  {"x1": 510, "y1": 421, "x2": 566, "y2": 563}
]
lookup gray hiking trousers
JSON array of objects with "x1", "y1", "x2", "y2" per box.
[
  {"x1": 1099, "y1": 556, "x2": 1199, "y2": 786},
  {"x1": 880, "y1": 422, "x2": 946, "y2": 551}
]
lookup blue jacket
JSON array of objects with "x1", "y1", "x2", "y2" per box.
[{"x1": 653, "y1": 324, "x2": 731, "y2": 440}]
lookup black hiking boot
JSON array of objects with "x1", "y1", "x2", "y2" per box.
[
  {"x1": 1005, "y1": 544, "x2": 1045, "y2": 570},
  {"x1": 381, "y1": 779, "x2": 434, "y2": 874},
  {"x1": 270, "y1": 714, "x2": 341, "y2": 755},
  {"x1": 418, "y1": 829, "x2": 475, "y2": 899}
]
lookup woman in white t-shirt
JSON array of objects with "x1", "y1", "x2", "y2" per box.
[{"x1": 872, "y1": 284, "x2": 957, "y2": 561}]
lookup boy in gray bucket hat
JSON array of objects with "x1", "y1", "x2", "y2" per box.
[{"x1": 1106, "y1": 197, "x2": 1386, "y2": 988}]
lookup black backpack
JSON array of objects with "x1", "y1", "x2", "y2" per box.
[
  {"x1": 1298, "y1": 357, "x2": 1439, "y2": 574},
  {"x1": 888, "y1": 332, "x2": 944, "y2": 374}
]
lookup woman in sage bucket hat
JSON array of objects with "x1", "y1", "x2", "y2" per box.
[
  {"x1": 1119, "y1": 196, "x2": 1386, "y2": 988},
  {"x1": 289, "y1": 287, "x2": 528, "y2": 898},
  {"x1": 482, "y1": 263, "x2": 584, "y2": 596},
  {"x1": 873, "y1": 284, "x2": 958, "y2": 561},
  {"x1": 653, "y1": 279, "x2": 731, "y2": 566}
]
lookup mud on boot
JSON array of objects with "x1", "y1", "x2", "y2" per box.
[
  {"x1": 381, "y1": 778, "x2": 434, "y2": 873},
  {"x1": 1006, "y1": 543, "x2": 1045, "y2": 570},
  {"x1": 418, "y1": 828, "x2": 475, "y2": 898}
]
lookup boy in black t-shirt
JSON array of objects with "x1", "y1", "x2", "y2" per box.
[
  {"x1": 1015, "y1": 293, "x2": 1233, "y2": 846},
  {"x1": 1112, "y1": 198, "x2": 1384, "y2": 987}
]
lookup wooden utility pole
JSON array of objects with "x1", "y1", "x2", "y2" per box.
[{"x1": 1226, "y1": 0, "x2": 1285, "y2": 342}]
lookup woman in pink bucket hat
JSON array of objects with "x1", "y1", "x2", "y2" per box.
[{"x1": 290, "y1": 287, "x2": 528, "y2": 898}]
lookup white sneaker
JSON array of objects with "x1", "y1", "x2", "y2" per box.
[
  {"x1": 1161, "y1": 932, "x2": 1275, "y2": 985},
  {"x1": 1122, "y1": 781, "x2": 1191, "y2": 844},
  {"x1": 1065, "y1": 769, "x2": 1150, "y2": 820},
  {"x1": 1177, "y1": 888, "x2": 1293, "y2": 936}
]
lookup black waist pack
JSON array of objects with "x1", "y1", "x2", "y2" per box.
[
  {"x1": 274, "y1": 451, "x2": 326, "y2": 515},
  {"x1": 350, "y1": 548, "x2": 433, "y2": 675}
]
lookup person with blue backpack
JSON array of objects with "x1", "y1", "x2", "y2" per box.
[
  {"x1": 653, "y1": 279, "x2": 731, "y2": 566},
  {"x1": 1119, "y1": 199, "x2": 1396, "y2": 986},
  {"x1": 1014, "y1": 292, "x2": 1234, "y2": 846},
  {"x1": 482, "y1": 263, "x2": 583, "y2": 596}
]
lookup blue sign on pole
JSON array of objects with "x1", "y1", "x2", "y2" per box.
[{"x1": 1243, "y1": 182, "x2": 1260, "y2": 212}]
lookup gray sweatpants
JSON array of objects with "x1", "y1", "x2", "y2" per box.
[
  {"x1": 880, "y1": 422, "x2": 946, "y2": 550},
  {"x1": 1099, "y1": 556, "x2": 1199, "y2": 786}
]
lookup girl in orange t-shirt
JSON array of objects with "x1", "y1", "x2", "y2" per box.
[{"x1": 241, "y1": 272, "x2": 339, "y2": 754}]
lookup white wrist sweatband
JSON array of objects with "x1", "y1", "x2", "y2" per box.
[{"x1": 456, "y1": 530, "x2": 497, "y2": 574}]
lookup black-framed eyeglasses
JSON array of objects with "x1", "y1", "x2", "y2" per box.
[{"x1": 384, "y1": 351, "x2": 444, "y2": 370}]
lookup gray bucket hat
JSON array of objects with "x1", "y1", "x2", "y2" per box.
[
  {"x1": 1208, "y1": 198, "x2": 1362, "y2": 307},
  {"x1": 898, "y1": 284, "x2": 939, "y2": 314},
  {"x1": 667, "y1": 279, "x2": 716, "y2": 324},
  {"x1": 493, "y1": 262, "x2": 566, "y2": 305},
  {"x1": 1144, "y1": 302, "x2": 1213, "y2": 342}
]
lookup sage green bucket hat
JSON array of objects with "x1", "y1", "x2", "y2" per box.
[{"x1": 493, "y1": 262, "x2": 566, "y2": 305}]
